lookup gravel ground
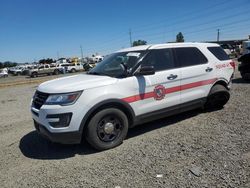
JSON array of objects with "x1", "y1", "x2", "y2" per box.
[{"x1": 0, "y1": 68, "x2": 249, "y2": 188}]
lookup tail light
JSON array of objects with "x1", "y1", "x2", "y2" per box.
[{"x1": 229, "y1": 61, "x2": 236, "y2": 71}]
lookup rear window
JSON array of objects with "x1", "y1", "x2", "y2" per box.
[
  {"x1": 208, "y1": 47, "x2": 229, "y2": 61},
  {"x1": 175, "y1": 47, "x2": 208, "y2": 67}
]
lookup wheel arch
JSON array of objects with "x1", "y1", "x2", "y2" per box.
[
  {"x1": 212, "y1": 78, "x2": 229, "y2": 90},
  {"x1": 79, "y1": 99, "x2": 136, "y2": 135},
  {"x1": 31, "y1": 71, "x2": 38, "y2": 77}
]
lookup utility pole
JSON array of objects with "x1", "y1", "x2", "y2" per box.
[
  {"x1": 217, "y1": 29, "x2": 220, "y2": 42},
  {"x1": 129, "y1": 29, "x2": 132, "y2": 47},
  {"x1": 80, "y1": 45, "x2": 83, "y2": 59}
]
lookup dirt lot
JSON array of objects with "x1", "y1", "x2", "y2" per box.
[
  {"x1": 0, "y1": 73, "x2": 79, "y2": 88},
  {"x1": 0, "y1": 69, "x2": 249, "y2": 188}
]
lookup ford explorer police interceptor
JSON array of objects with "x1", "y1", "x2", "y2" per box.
[{"x1": 31, "y1": 43, "x2": 235, "y2": 150}]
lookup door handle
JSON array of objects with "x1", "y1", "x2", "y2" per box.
[
  {"x1": 167, "y1": 74, "x2": 178, "y2": 80},
  {"x1": 205, "y1": 67, "x2": 213, "y2": 72}
]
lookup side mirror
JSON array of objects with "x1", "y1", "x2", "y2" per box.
[{"x1": 135, "y1": 66, "x2": 155, "y2": 76}]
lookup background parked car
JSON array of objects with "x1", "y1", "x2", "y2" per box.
[
  {"x1": 28, "y1": 64, "x2": 60, "y2": 78},
  {"x1": 11, "y1": 67, "x2": 24, "y2": 76},
  {"x1": 0, "y1": 68, "x2": 8, "y2": 78},
  {"x1": 238, "y1": 47, "x2": 250, "y2": 80},
  {"x1": 61, "y1": 63, "x2": 84, "y2": 73},
  {"x1": 220, "y1": 44, "x2": 233, "y2": 57}
]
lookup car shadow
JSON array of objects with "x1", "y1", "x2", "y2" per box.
[
  {"x1": 232, "y1": 78, "x2": 250, "y2": 84},
  {"x1": 19, "y1": 131, "x2": 96, "y2": 160},
  {"x1": 19, "y1": 109, "x2": 201, "y2": 160}
]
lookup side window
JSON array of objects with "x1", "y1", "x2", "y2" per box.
[
  {"x1": 142, "y1": 49, "x2": 175, "y2": 71},
  {"x1": 45, "y1": 65, "x2": 49, "y2": 68},
  {"x1": 207, "y1": 47, "x2": 229, "y2": 61},
  {"x1": 175, "y1": 47, "x2": 208, "y2": 67}
]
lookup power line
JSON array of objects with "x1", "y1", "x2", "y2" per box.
[
  {"x1": 131, "y1": 0, "x2": 234, "y2": 33},
  {"x1": 132, "y1": 0, "x2": 249, "y2": 35},
  {"x1": 132, "y1": 4, "x2": 250, "y2": 40},
  {"x1": 80, "y1": 0, "x2": 250, "y2": 55},
  {"x1": 84, "y1": 0, "x2": 245, "y2": 52}
]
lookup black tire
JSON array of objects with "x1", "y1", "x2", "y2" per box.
[
  {"x1": 205, "y1": 84, "x2": 230, "y2": 110},
  {"x1": 71, "y1": 68, "x2": 76, "y2": 73},
  {"x1": 54, "y1": 69, "x2": 59, "y2": 75},
  {"x1": 31, "y1": 72, "x2": 37, "y2": 78},
  {"x1": 85, "y1": 108, "x2": 128, "y2": 151}
]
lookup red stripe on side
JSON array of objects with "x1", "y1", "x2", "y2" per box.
[
  {"x1": 122, "y1": 92, "x2": 155, "y2": 103},
  {"x1": 181, "y1": 78, "x2": 217, "y2": 90},
  {"x1": 165, "y1": 86, "x2": 181, "y2": 94},
  {"x1": 122, "y1": 78, "x2": 217, "y2": 103}
]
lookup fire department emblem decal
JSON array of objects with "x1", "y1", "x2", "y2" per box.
[{"x1": 154, "y1": 85, "x2": 165, "y2": 100}]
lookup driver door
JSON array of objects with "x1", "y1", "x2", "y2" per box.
[{"x1": 132, "y1": 48, "x2": 181, "y2": 116}]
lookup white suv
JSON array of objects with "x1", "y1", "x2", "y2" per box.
[{"x1": 31, "y1": 43, "x2": 235, "y2": 150}]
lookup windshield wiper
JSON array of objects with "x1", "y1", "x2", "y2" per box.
[
  {"x1": 87, "y1": 71, "x2": 110, "y2": 77},
  {"x1": 87, "y1": 71, "x2": 101, "y2": 75}
]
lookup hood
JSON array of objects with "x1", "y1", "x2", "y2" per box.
[{"x1": 37, "y1": 74, "x2": 118, "y2": 93}]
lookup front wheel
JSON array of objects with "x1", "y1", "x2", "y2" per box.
[
  {"x1": 85, "y1": 108, "x2": 128, "y2": 151},
  {"x1": 204, "y1": 84, "x2": 230, "y2": 110},
  {"x1": 31, "y1": 72, "x2": 38, "y2": 78},
  {"x1": 54, "y1": 69, "x2": 59, "y2": 75}
]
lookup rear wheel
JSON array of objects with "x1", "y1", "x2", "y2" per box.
[
  {"x1": 71, "y1": 68, "x2": 76, "y2": 73},
  {"x1": 205, "y1": 84, "x2": 230, "y2": 110},
  {"x1": 85, "y1": 108, "x2": 128, "y2": 151}
]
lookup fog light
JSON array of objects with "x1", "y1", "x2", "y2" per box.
[{"x1": 46, "y1": 113, "x2": 72, "y2": 128}]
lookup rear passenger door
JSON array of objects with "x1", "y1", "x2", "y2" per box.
[
  {"x1": 43, "y1": 65, "x2": 49, "y2": 74},
  {"x1": 133, "y1": 48, "x2": 181, "y2": 115},
  {"x1": 175, "y1": 47, "x2": 215, "y2": 104},
  {"x1": 38, "y1": 65, "x2": 45, "y2": 73}
]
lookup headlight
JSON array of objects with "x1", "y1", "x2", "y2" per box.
[{"x1": 45, "y1": 91, "x2": 82, "y2": 105}]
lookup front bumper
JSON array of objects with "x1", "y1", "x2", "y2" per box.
[
  {"x1": 30, "y1": 97, "x2": 90, "y2": 144},
  {"x1": 34, "y1": 120, "x2": 82, "y2": 144}
]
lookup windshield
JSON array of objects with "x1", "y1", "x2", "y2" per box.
[{"x1": 88, "y1": 51, "x2": 145, "y2": 78}]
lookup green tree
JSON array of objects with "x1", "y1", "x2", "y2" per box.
[
  {"x1": 132, "y1": 40, "x2": 147, "y2": 47},
  {"x1": 3, "y1": 61, "x2": 17, "y2": 68},
  {"x1": 176, "y1": 32, "x2": 184, "y2": 42},
  {"x1": 39, "y1": 58, "x2": 54, "y2": 64},
  {"x1": 0, "y1": 62, "x2": 3, "y2": 69}
]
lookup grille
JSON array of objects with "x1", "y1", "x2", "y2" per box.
[{"x1": 33, "y1": 91, "x2": 49, "y2": 109}]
